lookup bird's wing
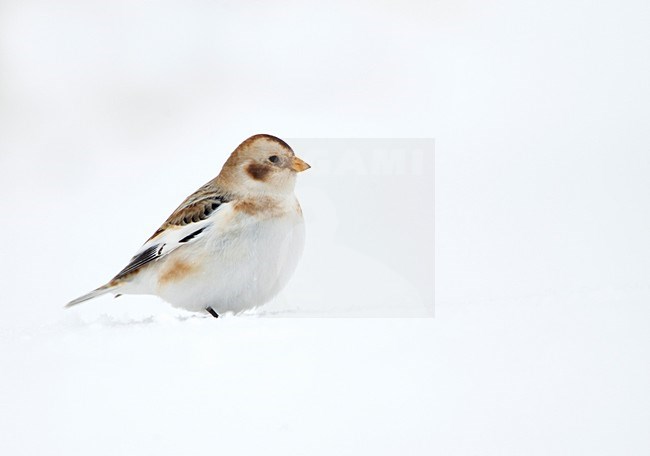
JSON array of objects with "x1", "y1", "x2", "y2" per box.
[{"x1": 111, "y1": 186, "x2": 233, "y2": 282}]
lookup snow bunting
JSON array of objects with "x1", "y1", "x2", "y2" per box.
[{"x1": 67, "y1": 134, "x2": 310, "y2": 318}]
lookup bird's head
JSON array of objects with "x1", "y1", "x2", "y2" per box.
[{"x1": 218, "y1": 134, "x2": 310, "y2": 197}]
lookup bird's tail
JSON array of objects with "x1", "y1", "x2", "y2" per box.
[{"x1": 65, "y1": 283, "x2": 117, "y2": 308}]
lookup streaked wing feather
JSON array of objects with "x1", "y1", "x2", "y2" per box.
[
  {"x1": 112, "y1": 183, "x2": 233, "y2": 282},
  {"x1": 148, "y1": 186, "x2": 232, "y2": 240},
  {"x1": 113, "y1": 244, "x2": 164, "y2": 280},
  {"x1": 178, "y1": 226, "x2": 206, "y2": 243}
]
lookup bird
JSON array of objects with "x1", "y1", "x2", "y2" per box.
[{"x1": 66, "y1": 134, "x2": 310, "y2": 318}]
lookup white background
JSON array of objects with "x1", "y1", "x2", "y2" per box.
[{"x1": 1, "y1": 1, "x2": 649, "y2": 455}]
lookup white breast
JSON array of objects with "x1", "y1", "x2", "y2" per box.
[{"x1": 154, "y1": 207, "x2": 305, "y2": 314}]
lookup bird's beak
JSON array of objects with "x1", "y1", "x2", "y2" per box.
[{"x1": 291, "y1": 156, "x2": 311, "y2": 172}]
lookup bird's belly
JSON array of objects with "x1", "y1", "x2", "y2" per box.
[{"x1": 156, "y1": 216, "x2": 305, "y2": 313}]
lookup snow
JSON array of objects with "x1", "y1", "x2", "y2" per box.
[
  {"x1": 3, "y1": 293, "x2": 649, "y2": 455},
  {"x1": 2, "y1": 1, "x2": 650, "y2": 455}
]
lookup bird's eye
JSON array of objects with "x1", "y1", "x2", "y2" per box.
[{"x1": 268, "y1": 155, "x2": 279, "y2": 163}]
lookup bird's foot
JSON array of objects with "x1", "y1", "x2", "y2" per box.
[{"x1": 206, "y1": 307, "x2": 219, "y2": 319}]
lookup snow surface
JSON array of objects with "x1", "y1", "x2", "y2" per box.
[{"x1": 2, "y1": 1, "x2": 650, "y2": 455}]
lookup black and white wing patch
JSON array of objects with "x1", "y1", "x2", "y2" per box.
[
  {"x1": 110, "y1": 191, "x2": 232, "y2": 282},
  {"x1": 147, "y1": 192, "x2": 231, "y2": 241},
  {"x1": 111, "y1": 223, "x2": 212, "y2": 282},
  {"x1": 113, "y1": 244, "x2": 165, "y2": 280}
]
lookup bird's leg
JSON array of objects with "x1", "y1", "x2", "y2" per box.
[{"x1": 206, "y1": 307, "x2": 219, "y2": 319}]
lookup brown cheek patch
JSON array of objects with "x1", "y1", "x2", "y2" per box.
[
  {"x1": 246, "y1": 163, "x2": 271, "y2": 181},
  {"x1": 159, "y1": 259, "x2": 197, "y2": 285}
]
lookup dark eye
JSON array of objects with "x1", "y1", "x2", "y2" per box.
[{"x1": 268, "y1": 155, "x2": 279, "y2": 163}]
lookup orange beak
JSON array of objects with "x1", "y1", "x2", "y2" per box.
[{"x1": 291, "y1": 156, "x2": 311, "y2": 172}]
